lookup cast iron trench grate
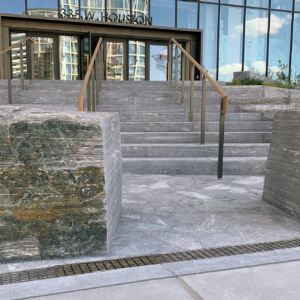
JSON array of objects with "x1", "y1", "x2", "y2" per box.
[{"x1": 1, "y1": 238, "x2": 300, "y2": 285}]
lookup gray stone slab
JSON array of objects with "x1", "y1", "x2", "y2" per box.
[
  {"x1": 263, "y1": 111, "x2": 300, "y2": 218},
  {"x1": 180, "y1": 259, "x2": 300, "y2": 300}
]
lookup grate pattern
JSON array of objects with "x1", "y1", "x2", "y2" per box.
[{"x1": 1, "y1": 238, "x2": 300, "y2": 286}]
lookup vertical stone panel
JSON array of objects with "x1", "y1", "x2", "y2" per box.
[{"x1": 262, "y1": 111, "x2": 300, "y2": 217}]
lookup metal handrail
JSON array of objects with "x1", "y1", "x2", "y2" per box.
[
  {"x1": 0, "y1": 37, "x2": 35, "y2": 103},
  {"x1": 170, "y1": 38, "x2": 228, "y2": 115},
  {"x1": 169, "y1": 38, "x2": 228, "y2": 179},
  {"x1": 78, "y1": 37, "x2": 103, "y2": 111}
]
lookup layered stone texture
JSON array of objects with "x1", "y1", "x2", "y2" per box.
[
  {"x1": 263, "y1": 111, "x2": 300, "y2": 217},
  {"x1": 0, "y1": 106, "x2": 122, "y2": 263}
]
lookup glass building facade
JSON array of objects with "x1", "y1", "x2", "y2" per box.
[{"x1": 1, "y1": 0, "x2": 300, "y2": 81}]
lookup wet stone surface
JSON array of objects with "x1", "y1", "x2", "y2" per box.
[{"x1": 0, "y1": 107, "x2": 122, "y2": 263}]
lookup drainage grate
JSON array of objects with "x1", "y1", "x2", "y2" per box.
[{"x1": 1, "y1": 238, "x2": 300, "y2": 286}]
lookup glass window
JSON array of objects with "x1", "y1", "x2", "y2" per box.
[
  {"x1": 59, "y1": 0, "x2": 79, "y2": 18},
  {"x1": 150, "y1": 45, "x2": 168, "y2": 80},
  {"x1": 219, "y1": 6, "x2": 244, "y2": 81},
  {"x1": 27, "y1": 0, "x2": 58, "y2": 17},
  {"x1": 151, "y1": 0, "x2": 175, "y2": 27},
  {"x1": 60, "y1": 36, "x2": 78, "y2": 80},
  {"x1": 271, "y1": 0, "x2": 292, "y2": 11},
  {"x1": 244, "y1": 9, "x2": 268, "y2": 75},
  {"x1": 177, "y1": 1, "x2": 198, "y2": 29},
  {"x1": 200, "y1": 3, "x2": 218, "y2": 80},
  {"x1": 268, "y1": 11, "x2": 292, "y2": 78},
  {"x1": 132, "y1": 0, "x2": 149, "y2": 23},
  {"x1": 296, "y1": 0, "x2": 300, "y2": 11},
  {"x1": 246, "y1": 0, "x2": 268, "y2": 8},
  {"x1": 11, "y1": 32, "x2": 28, "y2": 79},
  {"x1": 129, "y1": 41, "x2": 146, "y2": 81},
  {"x1": 200, "y1": 0, "x2": 218, "y2": 2},
  {"x1": 0, "y1": 0, "x2": 25, "y2": 15},
  {"x1": 221, "y1": 0, "x2": 244, "y2": 5},
  {"x1": 172, "y1": 45, "x2": 182, "y2": 80},
  {"x1": 291, "y1": 14, "x2": 300, "y2": 83}
]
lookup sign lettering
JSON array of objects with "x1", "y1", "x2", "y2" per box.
[{"x1": 59, "y1": 9, "x2": 153, "y2": 26}]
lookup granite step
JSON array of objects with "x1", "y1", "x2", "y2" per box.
[
  {"x1": 120, "y1": 121, "x2": 273, "y2": 132},
  {"x1": 119, "y1": 112, "x2": 274, "y2": 122},
  {"x1": 121, "y1": 132, "x2": 271, "y2": 144},
  {"x1": 122, "y1": 143, "x2": 270, "y2": 158},
  {"x1": 122, "y1": 157, "x2": 267, "y2": 175}
]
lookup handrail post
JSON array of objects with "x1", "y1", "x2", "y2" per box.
[
  {"x1": 99, "y1": 43, "x2": 103, "y2": 92},
  {"x1": 181, "y1": 54, "x2": 185, "y2": 105},
  {"x1": 20, "y1": 44, "x2": 24, "y2": 90},
  {"x1": 95, "y1": 52, "x2": 99, "y2": 107},
  {"x1": 87, "y1": 74, "x2": 91, "y2": 112},
  {"x1": 31, "y1": 41, "x2": 34, "y2": 80},
  {"x1": 190, "y1": 64, "x2": 195, "y2": 122},
  {"x1": 168, "y1": 42, "x2": 172, "y2": 81},
  {"x1": 175, "y1": 46, "x2": 178, "y2": 92},
  {"x1": 218, "y1": 99, "x2": 225, "y2": 179},
  {"x1": 201, "y1": 76, "x2": 206, "y2": 144},
  {"x1": 92, "y1": 64, "x2": 96, "y2": 112},
  {"x1": 7, "y1": 52, "x2": 12, "y2": 104}
]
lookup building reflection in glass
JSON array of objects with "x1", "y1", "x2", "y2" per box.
[
  {"x1": 33, "y1": 37, "x2": 55, "y2": 80},
  {"x1": 219, "y1": 6, "x2": 244, "y2": 81},
  {"x1": 200, "y1": 3, "x2": 218, "y2": 80},
  {"x1": 268, "y1": 11, "x2": 292, "y2": 78},
  {"x1": 106, "y1": 42, "x2": 124, "y2": 81},
  {"x1": 244, "y1": 9, "x2": 268, "y2": 75},
  {"x1": 60, "y1": 36, "x2": 79, "y2": 80},
  {"x1": 59, "y1": 0, "x2": 79, "y2": 17},
  {"x1": 81, "y1": 0, "x2": 104, "y2": 20},
  {"x1": 132, "y1": 0, "x2": 148, "y2": 20},
  {"x1": 107, "y1": 0, "x2": 130, "y2": 16},
  {"x1": 27, "y1": 0, "x2": 58, "y2": 17},
  {"x1": 129, "y1": 41, "x2": 145, "y2": 80},
  {"x1": 11, "y1": 33, "x2": 28, "y2": 80}
]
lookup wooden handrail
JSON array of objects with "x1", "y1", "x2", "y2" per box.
[
  {"x1": 78, "y1": 37, "x2": 103, "y2": 111},
  {"x1": 0, "y1": 37, "x2": 34, "y2": 56},
  {"x1": 170, "y1": 38, "x2": 228, "y2": 115}
]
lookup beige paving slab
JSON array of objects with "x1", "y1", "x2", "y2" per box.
[
  {"x1": 180, "y1": 260, "x2": 300, "y2": 300},
  {"x1": 24, "y1": 278, "x2": 195, "y2": 300}
]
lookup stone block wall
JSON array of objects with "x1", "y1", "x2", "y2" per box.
[
  {"x1": 262, "y1": 111, "x2": 300, "y2": 217},
  {"x1": 0, "y1": 107, "x2": 122, "y2": 263}
]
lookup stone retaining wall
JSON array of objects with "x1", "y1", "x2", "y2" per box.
[{"x1": 0, "y1": 107, "x2": 122, "y2": 263}]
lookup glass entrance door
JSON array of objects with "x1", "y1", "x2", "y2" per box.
[
  {"x1": 32, "y1": 36, "x2": 55, "y2": 80},
  {"x1": 105, "y1": 39, "x2": 127, "y2": 81}
]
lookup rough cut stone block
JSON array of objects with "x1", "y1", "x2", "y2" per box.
[
  {"x1": 262, "y1": 111, "x2": 300, "y2": 217},
  {"x1": 0, "y1": 106, "x2": 122, "y2": 263}
]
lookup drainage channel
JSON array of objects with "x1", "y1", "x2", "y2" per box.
[{"x1": 1, "y1": 238, "x2": 300, "y2": 285}]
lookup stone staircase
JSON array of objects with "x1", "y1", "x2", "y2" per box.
[{"x1": 1, "y1": 79, "x2": 296, "y2": 176}]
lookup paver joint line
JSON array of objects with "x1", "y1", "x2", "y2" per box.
[{"x1": 1, "y1": 238, "x2": 300, "y2": 286}]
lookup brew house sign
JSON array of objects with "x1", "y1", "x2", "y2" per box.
[{"x1": 59, "y1": 9, "x2": 153, "y2": 25}]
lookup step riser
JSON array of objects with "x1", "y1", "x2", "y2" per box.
[
  {"x1": 122, "y1": 160, "x2": 267, "y2": 175},
  {"x1": 122, "y1": 145, "x2": 270, "y2": 158},
  {"x1": 120, "y1": 122, "x2": 273, "y2": 132},
  {"x1": 121, "y1": 133, "x2": 271, "y2": 144}
]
